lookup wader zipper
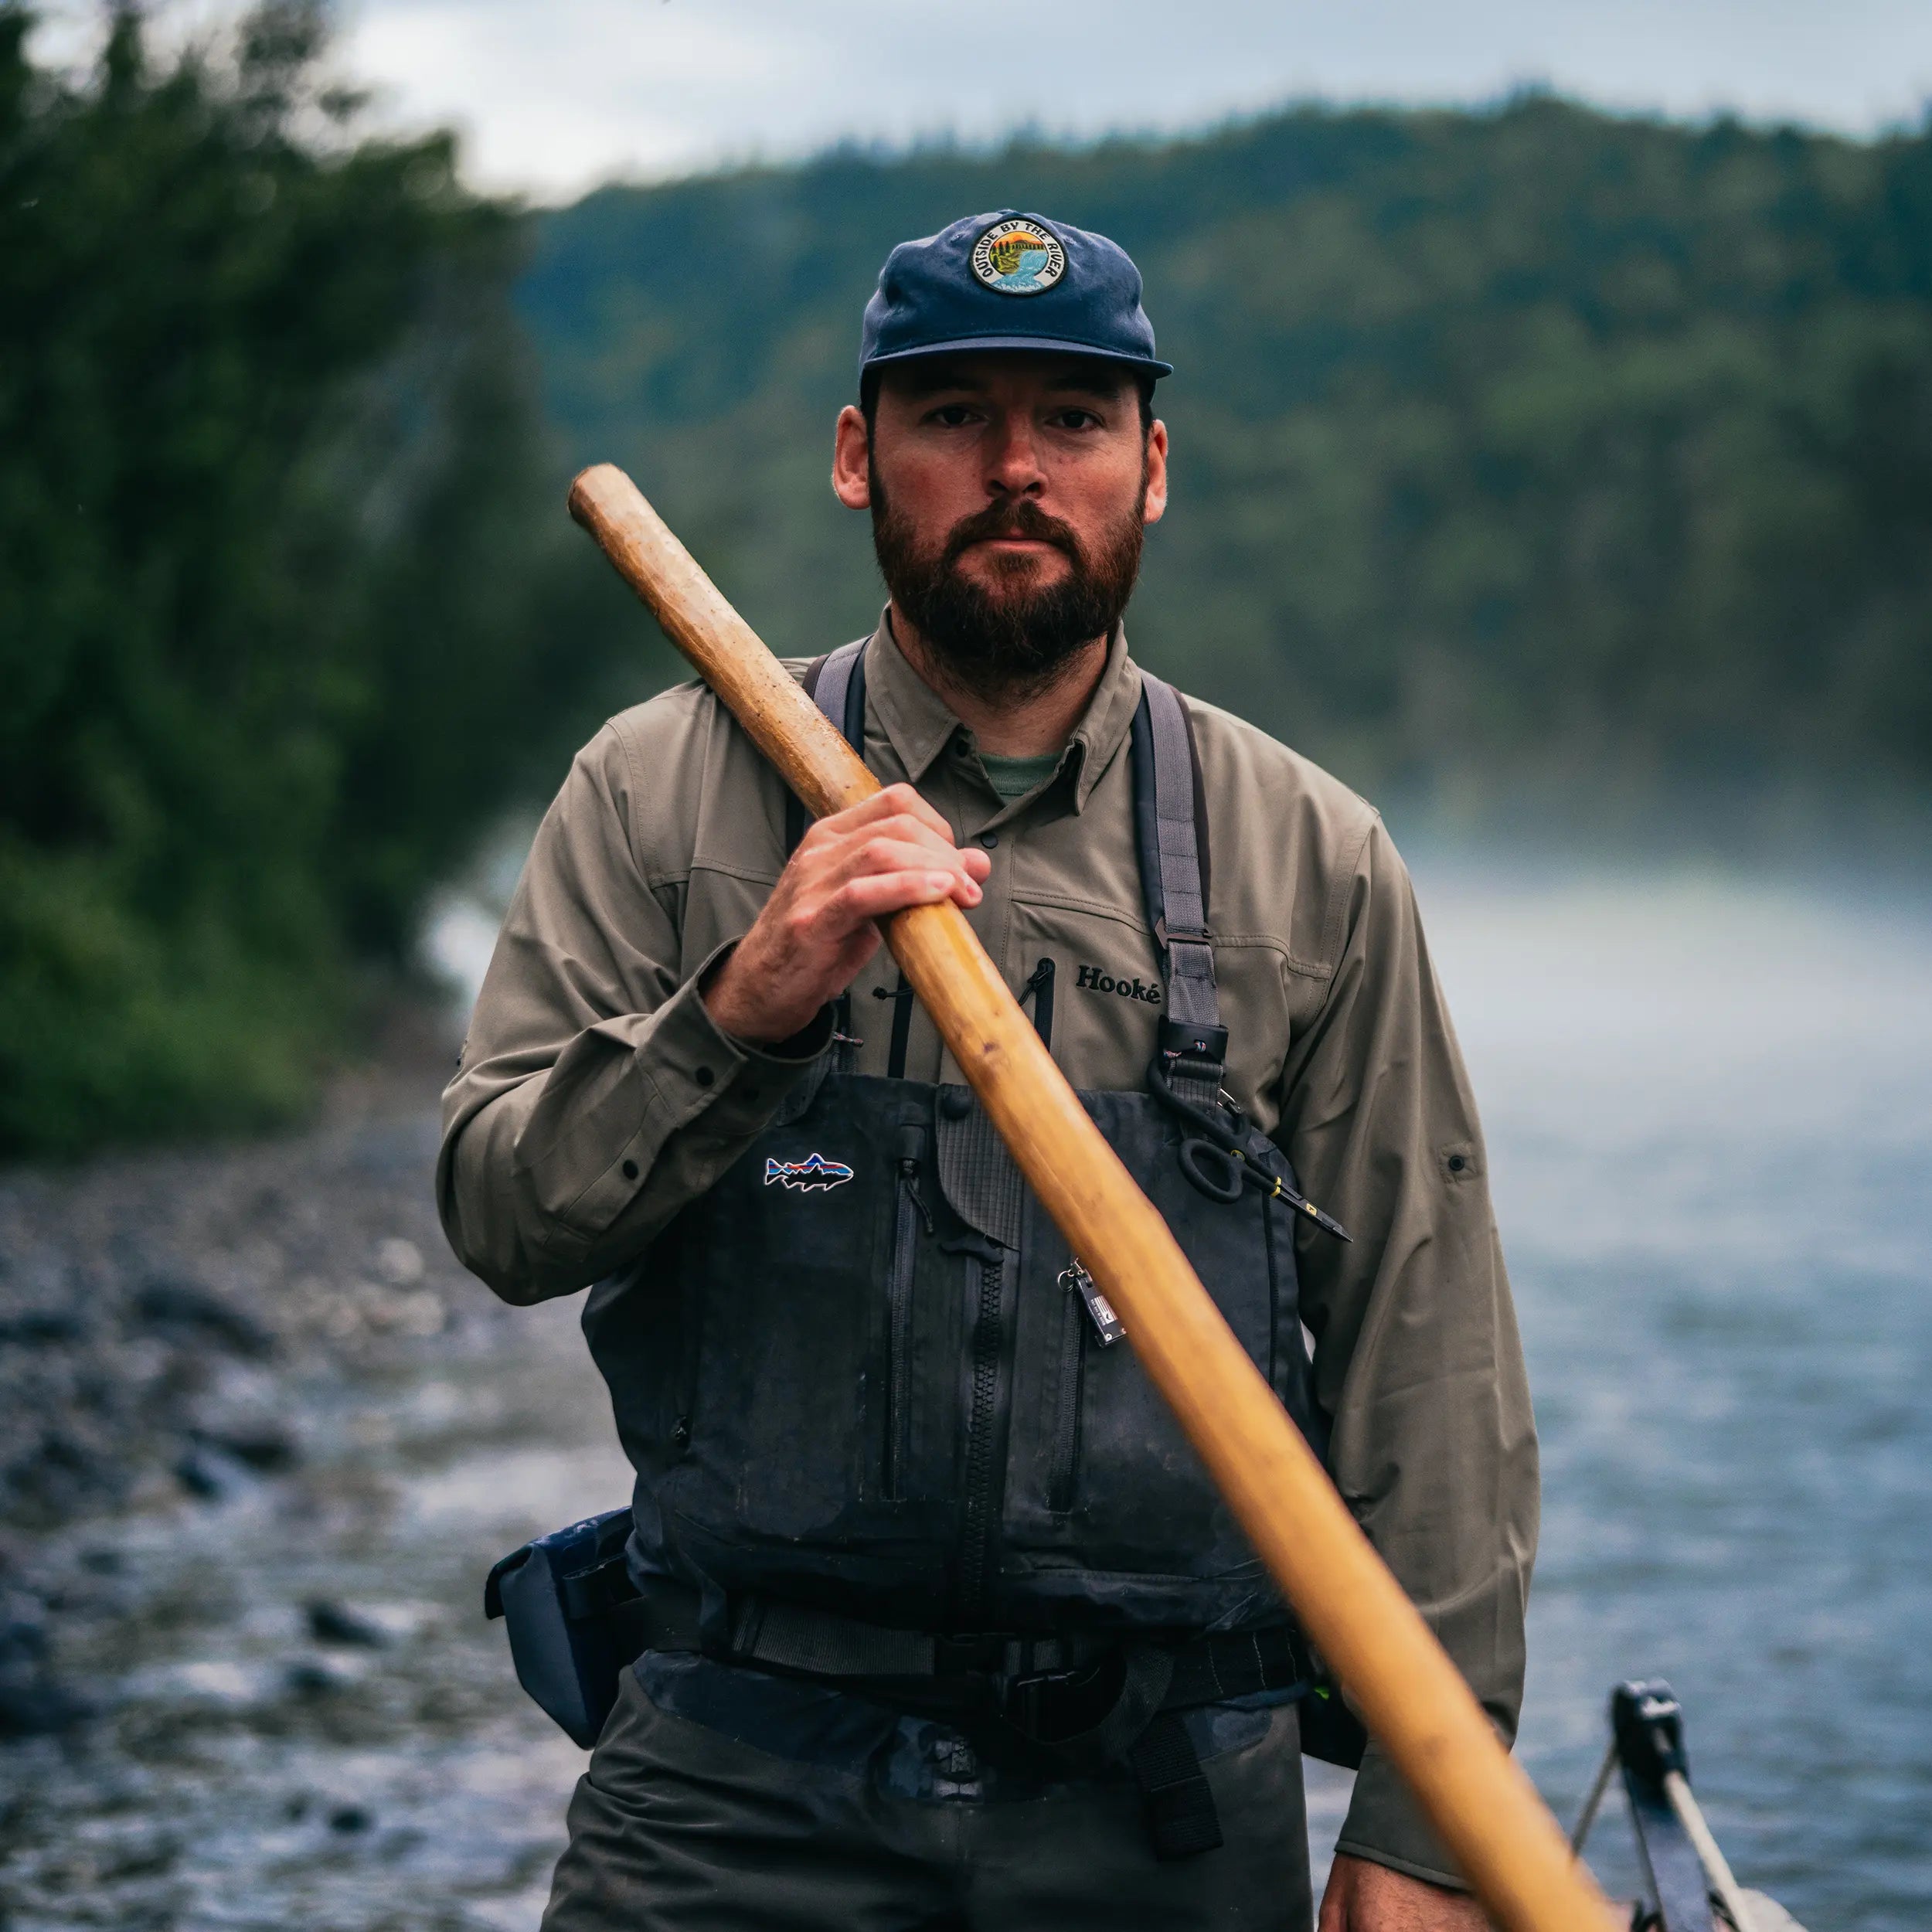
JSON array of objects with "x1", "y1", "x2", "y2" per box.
[
  {"x1": 1022, "y1": 956, "x2": 1056, "y2": 1049},
  {"x1": 1049, "y1": 1274, "x2": 1084, "y2": 1511},
  {"x1": 884, "y1": 1125, "x2": 930, "y2": 1498},
  {"x1": 872, "y1": 978, "x2": 915, "y2": 1079},
  {"x1": 951, "y1": 1233, "x2": 1009, "y2": 1624},
  {"x1": 1049, "y1": 1257, "x2": 1125, "y2": 1510}
]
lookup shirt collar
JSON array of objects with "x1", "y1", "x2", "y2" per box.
[{"x1": 862, "y1": 611, "x2": 1143, "y2": 813}]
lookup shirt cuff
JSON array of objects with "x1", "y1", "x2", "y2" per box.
[
  {"x1": 699, "y1": 941, "x2": 838, "y2": 1064},
  {"x1": 554, "y1": 943, "x2": 834, "y2": 1238},
  {"x1": 1332, "y1": 1745, "x2": 1466, "y2": 1892}
]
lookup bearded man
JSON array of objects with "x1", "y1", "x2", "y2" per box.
[{"x1": 439, "y1": 211, "x2": 1537, "y2": 1932}]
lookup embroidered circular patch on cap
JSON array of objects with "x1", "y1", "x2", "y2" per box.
[{"x1": 969, "y1": 217, "x2": 1067, "y2": 296}]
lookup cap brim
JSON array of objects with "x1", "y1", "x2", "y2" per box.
[{"x1": 862, "y1": 333, "x2": 1172, "y2": 379}]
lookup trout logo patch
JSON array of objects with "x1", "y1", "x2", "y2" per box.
[
  {"x1": 970, "y1": 217, "x2": 1066, "y2": 296},
  {"x1": 764, "y1": 1151, "x2": 855, "y2": 1192}
]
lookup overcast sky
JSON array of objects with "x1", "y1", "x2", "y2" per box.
[{"x1": 39, "y1": 0, "x2": 1932, "y2": 201}]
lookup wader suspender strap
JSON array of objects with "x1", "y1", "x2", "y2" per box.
[
  {"x1": 1129, "y1": 672, "x2": 1234, "y2": 1854},
  {"x1": 780, "y1": 641, "x2": 871, "y2": 1065},
  {"x1": 783, "y1": 639, "x2": 869, "y2": 854},
  {"x1": 813, "y1": 636, "x2": 868, "y2": 749},
  {"x1": 800, "y1": 641, "x2": 918, "y2": 1073},
  {"x1": 1131, "y1": 674, "x2": 1220, "y2": 1047}
]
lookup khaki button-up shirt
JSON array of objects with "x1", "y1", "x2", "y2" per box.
[{"x1": 439, "y1": 621, "x2": 1538, "y2": 1886}]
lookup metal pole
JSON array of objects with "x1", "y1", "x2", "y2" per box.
[
  {"x1": 1570, "y1": 1738, "x2": 1620, "y2": 1855},
  {"x1": 1663, "y1": 1770, "x2": 1759, "y2": 1932}
]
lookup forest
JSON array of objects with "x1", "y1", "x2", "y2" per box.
[
  {"x1": 0, "y1": 3, "x2": 632, "y2": 1154},
  {"x1": 6, "y1": 1, "x2": 1930, "y2": 1153},
  {"x1": 528, "y1": 97, "x2": 1932, "y2": 808}
]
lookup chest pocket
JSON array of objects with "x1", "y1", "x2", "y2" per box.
[{"x1": 1000, "y1": 1088, "x2": 1309, "y2": 1590}]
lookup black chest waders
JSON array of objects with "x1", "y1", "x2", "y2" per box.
[{"x1": 487, "y1": 641, "x2": 1365, "y2": 1856}]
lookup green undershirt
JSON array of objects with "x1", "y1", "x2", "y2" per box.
[{"x1": 978, "y1": 750, "x2": 1063, "y2": 802}]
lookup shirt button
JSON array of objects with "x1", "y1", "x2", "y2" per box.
[
  {"x1": 695, "y1": 1066, "x2": 714, "y2": 1087},
  {"x1": 978, "y1": 832, "x2": 998, "y2": 849},
  {"x1": 621, "y1": 1159, "x2": 640, "y2": 1181}
]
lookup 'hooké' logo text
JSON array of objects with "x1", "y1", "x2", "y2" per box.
[{"x1": 1075, "y1": 964, "x2": 1162, "y2": 1005}]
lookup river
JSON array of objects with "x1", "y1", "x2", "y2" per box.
[
  {"x1": 2, "y1": 855, "x2": 1927, "y2": 1929},
  {"x1": 1417, "y1": 857, "x2": 1932, "y2": 1929}
]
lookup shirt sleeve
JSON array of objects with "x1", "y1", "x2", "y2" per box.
[
  {"x1": 436, "y1": 718, "x2": 830, "y2": 1304},
  {"x1": 1274, "y1": 815, "x2": 1540, "y2": 1888}
]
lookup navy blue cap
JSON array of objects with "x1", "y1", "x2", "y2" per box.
[{"x1": 859, "y1": 209, "x2": 1172, "y2": 383}]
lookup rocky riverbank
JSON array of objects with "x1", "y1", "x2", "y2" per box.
[
  {"x1": 0, "y1": 1021, "x2": 504, "y2": 1739},
  {"x1": 1, "y1": 1022, "x2": 492, "y2": 1537},
  {"x1": 0, "y1": 1022, "x2": 634, "y2": 1930}
]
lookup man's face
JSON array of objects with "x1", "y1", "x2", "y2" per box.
[{"x1": 832, "y1": 352, "x2": 1168, "y2": 699}]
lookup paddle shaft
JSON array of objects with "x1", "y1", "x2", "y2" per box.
[{"x1": 567, "y1": 462, "x2": 1617, "y2": 1932}]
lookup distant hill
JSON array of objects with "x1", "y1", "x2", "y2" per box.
[{"x1": 524, "y1": 97, "x2": 1932, "y2": 811}]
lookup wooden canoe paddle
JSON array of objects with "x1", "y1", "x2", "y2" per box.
[{"x1": 568, "y1": 461, "x2": 1618, "y2": 1932}]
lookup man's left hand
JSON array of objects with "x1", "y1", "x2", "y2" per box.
[{"x1": 1318, "y1": 1853, "x2": 1488, "y2": 1931}]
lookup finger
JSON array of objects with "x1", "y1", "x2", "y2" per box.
[
  {"x1": 838, "y1": 834, "x2": 985, "y2": 893},
  {"x1": 834, "y1": 868, "x2": 976, "y2": 923},
  {"x1": 874, "y1": 782, "x2": 955, "y2": 842},
  {"x1": 816, "y1": 783, "x2": 954, "y2": 845},
  {"x1": 836, "y1": 818, "x2": 995, "y2": 884},
  {"x1": 817, "y1": 812, "x2": 964, "y2": 870}
]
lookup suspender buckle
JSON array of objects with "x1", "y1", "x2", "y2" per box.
[{"x1": 1157, "y1": 1018, "x2": 1228, "y2": 1065}]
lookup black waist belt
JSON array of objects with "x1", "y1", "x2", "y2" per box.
[
  {"x1": 617, "y1": 1575, "x2": 1329, "y2": 1859},
  {"x1": 583, "y1": 1566, "x2": 1310, "y2": 1702},
  {"x1": 491, "y1": 1515, "x2": 1365, "y2": 1862}
]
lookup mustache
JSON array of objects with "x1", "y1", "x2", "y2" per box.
[{"x1": 940, "y1": 498, "x2": 1083, "y2": 568}]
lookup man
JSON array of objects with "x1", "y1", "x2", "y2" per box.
[{"x1": 440, "y1": 210, "x2": 1537, "y2": 1931}]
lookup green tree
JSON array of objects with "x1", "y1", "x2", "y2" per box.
[{"x1": 0, "y1": 2, "x2": 615, "y2": 1155}]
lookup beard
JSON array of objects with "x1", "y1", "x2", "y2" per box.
[{"x1": 869, "y1": 468, "x2": 1147, "y2": 704}]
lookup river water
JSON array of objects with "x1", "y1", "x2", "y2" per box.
[
  {"x1": 1418, "y1": 859, "x2": 1932, "y2": 1930},
  {"x1": 4, "y1": 855, "x2": 1927, "y2": 1929}
]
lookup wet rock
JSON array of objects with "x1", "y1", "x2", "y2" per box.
[
  {"x1": 6, "y1": 1423, "x2": 121, "y2": 1522},
  {"x1": 374, "y1": 1237, "x2": 424, "y2": 1286},
  {"x1": 145, "y1": 1658, "x2": 263, "y2": 1709},
  {"x1": 0, "y1": 1307, "x2": 86, "y2": 1345},
  {"x1": 134, "y1": 1275, "x2": 274, "y2": 1358},
  {"x1": 192, "y1": 1419, "x2": 299, "y2": 1472},
  {"x1": 175, "y1": 1441, "x2": 254, "y2": 1501},
  {"x1": 284, "y1": 1656, "x2": 352, "y2": 1696},
  {"x1": 0, "y1": 1597, "x2": 47, "y2": 1663},
  {"x1": 0, "y1": 1596, "x2": 91, "y2": 1736},
  {"x1": 0, "y1": 1669, "x2": 93, "y2": 1736},
  {"x1": 307, "y1": 1598, "x2": 393, "y2": 1648}
]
